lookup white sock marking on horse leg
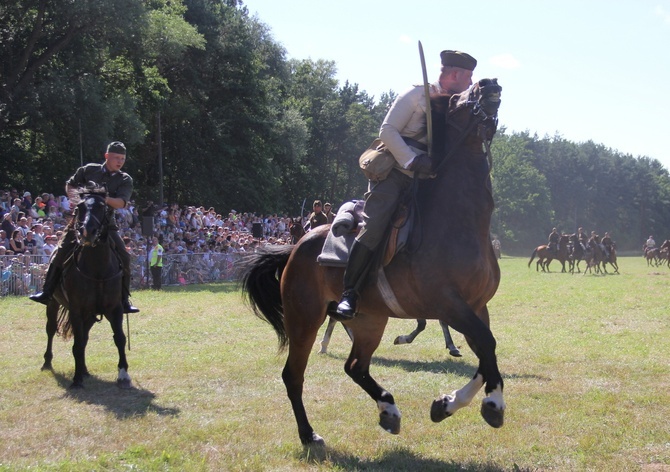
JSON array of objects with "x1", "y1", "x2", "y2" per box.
[
  {"x1": 377, "y1": 400, "x2": 401, "y2": 419},
  {"x1": 319, "y1": 334, "x2": 330, "y2": 353},
  {"x1": 446, "y1": 373, "x2": 484, "y2": 415},
  {"x1": 484, "y1": 383, "x2": 505, "y2": 411},
  {"x1": 118, "y1": 368, "x2": 131, "y2": 382}
]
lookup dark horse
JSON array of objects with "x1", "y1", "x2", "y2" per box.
[
  {"x1": 528, "y1": 234, "x2": 570, "y2": 272},
  {"x1": 288, "y1": 217, "x2": 306, "y2": 244},
  {"x1": 568, "y1": 234, "x2": 589, "y2": 273},
  {"x1": 241, "y1": 79, "x2": 504, "y2": 446},
  {"x1": 41, "y1": 186, "x2": 130, "y2": 389}
]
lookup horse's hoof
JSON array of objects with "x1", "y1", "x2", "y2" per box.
[
  {"x1": 117, "y1": 379, "x2": 132, "y2": 389},
  {"x1": 449, "y1": 349, "x2": 462, "y2": 358},
  {"x1": 430, "y1": 394, "x2": 453, "y2": 423},
  {"x1": 480, "y1": 400, "x2": 504, "y2": 428},
  {"x1": 393, "y1": 336, "x2": 409, "y2": 345},
  {"x1": 301, "y1": 432, "x2": 325, "y2": 447},
  {"x1": 379, "y1": 411, "x2": 401, "y2": 434},
  {"x1": 41, "y1": 363, "x2": 53, "y2": 371},
  {"x1": 69, "y1": 382, "x2": 84, "y2": 390}
]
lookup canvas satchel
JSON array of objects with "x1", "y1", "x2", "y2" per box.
[{"x1": 358, "y1": 138, "x2": 396, "y2": 182}]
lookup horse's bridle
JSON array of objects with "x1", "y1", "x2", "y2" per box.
[
  {"x1": 433, "y1": 80, "x2": 501, "y2": 176},
  {"x1": 75, "y1": 193, "x2": 110, "y2": 247}
]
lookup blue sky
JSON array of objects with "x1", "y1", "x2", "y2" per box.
[{"x1": 246, "y1": 0, "x2": 670, "y2": 169}]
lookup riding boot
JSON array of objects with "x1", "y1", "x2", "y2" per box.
[
  {"x1": 29, "y1": 236, "x2": 74, "y2": 305},
  {"x1": 112, "y1": 230, "x2": 140, "y2": 314},
  {"x1": 29, "y1": 265, "x2": 61, "y2": 305},
  {"x1": 335, "y1": 241, "x2": 375, "y2": 321},
  {"x1": 121, "y1": 265, "x2": 140, "y2": 313}
]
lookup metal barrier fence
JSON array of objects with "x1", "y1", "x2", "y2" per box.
[{"x1": 0, "y1": 252, "x2": 243, "y2": 297}]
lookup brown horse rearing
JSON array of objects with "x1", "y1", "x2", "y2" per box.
[{"x1": 240, "y1": 79, "x2": 504, "y2": 446}]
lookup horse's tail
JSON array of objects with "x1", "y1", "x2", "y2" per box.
[
  {"x1": 528, "y1": 248, "x2": 538, "y2": 267},
  {"x1": 239, "y1": 245, "x2": 293, "y2": 351},
  {"x1": 57, "y1": 304, "x2": 73, "y2": 340}
]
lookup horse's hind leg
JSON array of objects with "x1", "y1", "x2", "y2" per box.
[
  {"x1": 283, "y1": 339, "x2": 324, "y2": 446},
  {"x1": 345, "y1": 316, "x2": 401, "y2": 435},
  {"x1": 439, "y1": 321, "x2": 462, "y2": 357},
  {"x1": 394, "y1": 318, "x2": 426, "y2": 345},
  {"x1": 318, "y1": 317, "x2": 353, "y2": 354},
  {"x1": 42, "y1": 301, "x2": 58, "y2": 371}
]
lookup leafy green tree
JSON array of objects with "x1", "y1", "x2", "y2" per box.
[{"x1": 491, "y1": 131, "x2": 553, "y2": 252}]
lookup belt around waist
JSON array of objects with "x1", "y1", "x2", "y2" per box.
[{"x1": 402, "y1": 136, "x2": 428, "y2": 152}]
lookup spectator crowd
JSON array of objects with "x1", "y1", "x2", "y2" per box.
[{"x1": 0, "y1": 186, "x2": 319, "y2": 296}]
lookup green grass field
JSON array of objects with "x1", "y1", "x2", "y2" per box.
[{"x1": 1, "y1": 256, "x2": 669, "y2": 471}]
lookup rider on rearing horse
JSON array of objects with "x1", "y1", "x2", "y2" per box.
[
  {"x1": 29, "y1": 141, "x2": 139, "y2": 313},
  {"x1": 335, "y1": 50, "x2": 478, "y2": 320}
]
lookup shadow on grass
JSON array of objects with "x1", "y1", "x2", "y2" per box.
[
  {"x1": 321, "y1": 353, "x2": 551, "y2": 382},
  {"x1": 300, "y1": 445, "x2": 524, "y2": 471},
  {"x1": 320, "y1": 351, "x2": 475, "y2": 376},
  {"x1": 50, "y1": 370, "x2": 180, "y2": 419}
]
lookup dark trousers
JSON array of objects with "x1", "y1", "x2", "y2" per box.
[{"x1": 151, "y1": 265, "x2": 162, "y2": 290}]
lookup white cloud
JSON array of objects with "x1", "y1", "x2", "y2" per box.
[
  {"x1": 490, "y1": 53, "x2": 521, "y2": 69},
  {"x1": 398, "y1": 34, "x2": 412, "y2": 44},
  {"x1": 655, "y1": 5, "x2": 670, "y2": 24}
]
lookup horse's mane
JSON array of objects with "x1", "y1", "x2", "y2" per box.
[{"x1": 67, "y1": 182, "x2": 107, "y2": 206}]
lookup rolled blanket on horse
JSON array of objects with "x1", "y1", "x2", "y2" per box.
[{"x1": 317, "y1": 200, "x2": 364, "y2": 266}]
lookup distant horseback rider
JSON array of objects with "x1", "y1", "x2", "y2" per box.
[
  {"x1": 29, "y1": 141, "x2": 140, "y2": 313},
  {"x1": 601, "y1": 232, "x2": 614, "y2": 261},
  {"x1": 577, "y1": 227, "x2": 588, "y2": 250},
  {"x1": 644, "y1": 235, "x2": 656, "y2": 254},
  {"x1": 304, "y1": 200, "x2": 328, "y2": 232},
  {"x1": 548, "y1": 228, "x2": 560, "y2": 254},
  {"x1": 335, "y1": 49, "x2": 478, "y2": 320}
]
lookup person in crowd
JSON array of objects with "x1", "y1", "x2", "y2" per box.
[
  {"x1": 20, "y1": 192, "x2": 32, "y2": 214},
  {"x1": 43, "y1": 234, "x2": 58, "y2": 258},
  {"x1": 336, "y1": 49, "x2": 478, "y2": 320},
  {"x1": 23, "y1": 231, "x2": 37, "y2": 254},
  {"x1": 0, "y1": 229, "x2": 9, "y2": 250},
  {"x1": 1, "y1": 214, "x2": 15, "y2": 242},
  {"x1": 29, "y1": 141, "x2": 140, "y2": 313},
  {"x1": 9, "y1": 229, "x2": 25, "y2": 254}
]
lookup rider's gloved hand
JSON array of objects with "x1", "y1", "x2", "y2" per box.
[{"x1": 408, "y1": 154, "x2": 433, "y2": 175}]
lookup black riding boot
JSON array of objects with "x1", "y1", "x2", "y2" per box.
[
  {"x1": 29, "y1": 265, "x2": 61, "y2": 305},
  {"x1": 335, "y1": 241, "x2": 375, "y2": 321},
  {"x1": 122, "y1": 271, "x2": 140, "y2": 313}
]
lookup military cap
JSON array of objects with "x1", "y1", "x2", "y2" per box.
[
  {"x1": 440, "y1": 50, "x2": 477, "y2": 71},
  {"x1": 106, "y1": 141, "x2": 127, "y2": 155}
]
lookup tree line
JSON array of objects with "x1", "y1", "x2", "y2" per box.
[{"x1": 2, "y1": 0, "x2": 668, "y2": 253}]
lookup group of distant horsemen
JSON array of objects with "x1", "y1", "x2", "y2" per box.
[
  {"x1": 531, "y1": 227, "x2": 670, "y2": 274},
  {"x1": 529, "y1": 227, "x2": 619, "y2": 274}
]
